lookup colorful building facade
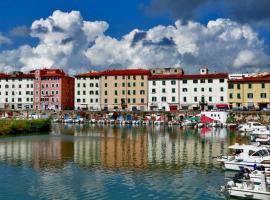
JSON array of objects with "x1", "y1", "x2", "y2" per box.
[
  {"x1": 33, "y1": 69, "x2": 74, "y2": 110},
  {"x1": 100, "y1": 69, "x2": 150, "y2": 111},
  {"x1": 75, "y1": 71, "x2": 100, "y2": 110},
  {"x1": 228, "y1": 73, "x2": 270, "y2": 109},
  {"x1": 0, "y1": 72, "x2": 34, "y2": 110},
  {"x1": 179, "y1": 69, "x2": 228, "y2": 110}
]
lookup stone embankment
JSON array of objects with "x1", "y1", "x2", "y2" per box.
[{"x1": 1, "y1": 110, "x2": 270, "y2": 124}]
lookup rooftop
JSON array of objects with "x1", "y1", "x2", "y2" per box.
[
  {"x1": 75, "y1": 71, "x2": 101, "y2": 78},
  {"x1": 0, "y1": 72, "x2": 35, "y2": 79},
  {"x1": 228, "y1": 73, "x2": 270, "y2": 83},
  {"x1": 100, "y1": 69, "x2": 151, "y2": 76}
]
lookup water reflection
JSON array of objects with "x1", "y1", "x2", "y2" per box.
[{"x1": 0, "y1": 124, "x2": 249, "y2": 170}]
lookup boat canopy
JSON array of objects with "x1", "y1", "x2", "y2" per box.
[
  {"x1": 184, "y1": 116, "x2": 200, "y2": 121},
  {"x1": 200, "y1": 115, "x2": 215, "y2": 123}
]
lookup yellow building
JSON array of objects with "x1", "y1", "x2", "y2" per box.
[
  {"x1": 228, "y1": 74, "x2": 270, "y2": 109},
  {"x1": 100, "y1": 69, "x2": 150, "y2": 111}
]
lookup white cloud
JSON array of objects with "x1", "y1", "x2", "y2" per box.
[
  {"x1": 0, "y1": 10, "x2": 269, "y2": 74},
  {"x1": 0, "y1": 33, "x2": 11, "y2": 45}
]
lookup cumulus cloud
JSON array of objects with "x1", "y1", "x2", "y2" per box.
[
  {"x1": 8, "y1": 25, "x2": 30, "y2": 37},
  {"x1": 0, "y1": 10, "x2": 269, "y2": 74},
  {"x1": 0, "y1": 33, "x2": 11, "y2": 45}
]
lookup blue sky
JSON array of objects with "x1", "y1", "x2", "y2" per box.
[{"x1": 0, "y1": 0, "x2": 269, "y2": 73}]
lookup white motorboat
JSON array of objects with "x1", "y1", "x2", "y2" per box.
[
  {"x1": 251, "y1": 129, "x2": 270, "y2": 136},
  {"x1": 249, "y1": 170, "x2": 270, "y2": 185},
  {"x1": 238, "y1": 122, "x2": 267, "y2": 132},
  {"x1": 220, "y1": 173, "x2": 270, "y2": 200},
  {"x1": 219, "y1": 143, "x2": 270, "y2": 171}
]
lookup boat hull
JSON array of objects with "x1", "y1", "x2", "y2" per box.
[
  {"x1": 224, "y1": 161, "x2": 270, "y2": 171},
  {"x1": 228, "y1": 188, "x2": 270, "y2": 200}
]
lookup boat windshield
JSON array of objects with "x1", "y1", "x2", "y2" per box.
[{"x1": 250, "y1": 149, "x2": 270, "y2": 157}]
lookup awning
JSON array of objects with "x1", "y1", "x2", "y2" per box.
[
  {"x1": 184, "y1": 116, "x2": 200, "y2": 121},
  {"x1": 216, "y1": 104, "x2": 229, "y2": 108}
]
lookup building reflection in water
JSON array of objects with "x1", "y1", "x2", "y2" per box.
[{"x1": 0, "y1": 124, "x2": 249, "y2": 170}]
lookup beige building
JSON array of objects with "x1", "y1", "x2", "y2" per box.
[{"x1": 100, "y1": 69, "x2": 150, "y2": 111}]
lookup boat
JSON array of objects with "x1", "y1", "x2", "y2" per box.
[
  {"x1": 238, "y1": 122, "x2": 267, "y2": 133},
  {"x1": 220, "y1": 173, "x2": 270, "y2": 200},
  {"x1": 217, "y1": 143, "x2": 270, "y2": 171}
]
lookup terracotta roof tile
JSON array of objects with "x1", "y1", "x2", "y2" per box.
[{"x1": 100, "y1": 69, "x2": 151, "y2": 76}]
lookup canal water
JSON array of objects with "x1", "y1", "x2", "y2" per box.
[{"x1": 0, "y1": 124, "x2": 249, "y2": 200}]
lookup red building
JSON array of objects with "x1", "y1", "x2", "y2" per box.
[{"x1": 33, "y1": 69, "x2": 74, "y2": 110}]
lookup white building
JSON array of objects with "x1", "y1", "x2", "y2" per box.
[
  {"x1": 148, "y1": 74, "x2": 181, "y2": 111},
  {"x1": 179, "y1": 69, "x2": 228, "y2": 110},
  {"x1": 0, "y1": 72, "x2": 34, "y2": 110},
  {"x1": 75, "y1": 71, "x2": 100, "y2": 110}
]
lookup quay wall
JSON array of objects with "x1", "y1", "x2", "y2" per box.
[{"x1": 1, "y1": 110, "x2": 270, "y2": 124}]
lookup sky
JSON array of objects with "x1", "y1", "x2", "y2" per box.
[{"x1": 0, "y1": 0, "x2": 269, "y2": 74}]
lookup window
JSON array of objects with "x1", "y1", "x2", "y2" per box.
[
  {"x1": 128, "y1": 98, "x2": 131, "y2": 103},
  {"x1": 161, "y1": 97, "x2": 166, "y2": 102},
  {"x1": 133, "y1": 90, "x2": 136, "y2": 95},
  {"x1": 193, "y1": 80, "x2": 198, "y2": 84},
  {"x1": 171, "y1": 80, "x2": 176, "y2": 85},
  {"x1": 105, "y1": 90, "x2": 107, "y2": 95},
  {"x1": 128, "y1": 82, "x2": 131, "y2": 87},
  {"x1": 220, "y1": 96, "x2": 224, "y2": 101},
  {"x1": 141, "y1": 98, "x2": 144, "y2": 103},
  {"x1": 183, "y1": 97, "x2": 187, "y2": 102},
  {"x1": 229, "y1": 93, "x2": 233, "y2": 99},
  {"x1": 162, "y1": 88, "x2": 166, "y2": 93},
  {"x1": 140, "y1": 90, "x2": 145, "y2": 95},
  {"x1": 122, "y1": 90, "x2": 125, "y2": 95},
  {"x1": 262, "y1": 83, "x2": 265, "y2": 88},
  {"x1": 209, "y1": 96, "x2": 212, "y2": 102},
  {"x1": 122, "y1": 76, "x2": 125, "y2": 79},
  {"x1": 209, "y1": 87, "x2": 212, "y2": 92},
  {"x1": 141, "y1": 75, "x2": 144, "y2": 80},
  {"x1": 261, "y1": 93, "x2": 267, "y2": 98},
  {"x1": 194, "y1": 97, "x2": 198, "y2": 102},
  {"x1": 162, "y1": 81, "x2": 166, "y2": 85},
  {"x1": 152, "y1": 88, "x2": 156, "y2": 93},
  {"x1": 133, "y1": 82, "x2": 136, "y2": 87},
  {"x1": 83, "y1": 83, "x2": 86, "y2": 88},
  {"x1": 172, "y1": 88, "x2": 176, "y2": 93},
  {"x1": 141, "y1": 82, "x2": 144, "y2": 87},
  {"x1": 247, "y1": 93, "x2": 253, "y2": 98},
  {"x1": 208, "y1": 79, "x2": 213, "y2": 83},
  {"x1": 201, "y1": 88, "x2": 204, "y2": 92},
  {"x1": 183, "y1": 80, "x2": 187, "y2": 84},
  {"x1": 122, "y1": 82, "x2": 125, "y2": 87},
  {"x1": 128, "y1": 90, "x2": 131, "y2": 95},
  {"x1": 172, "y1": 96, "x2": 176, "y2": 102},
  {"x1": 228, "y1": 83, "x2": 234, "y2": 89},
  {"x1": 83, "y1": 91, "x2": 86, "y2": 95},
  {"x1": 237, "y1": 83, "x2": 241, "y2": 89},
  {"x1": 219, "y1": 79, "x2": 224, "y2": 83},
  {"x1": 115, "y1": 90, "x2": 118, "y2": 95},
  {"x1": 114, "y1": 99, "x2": 118, "y2": 103},
  {"x1": 105, "y1": 98, "x2": 108, "y2": 103},
  {"x1": 133, "y1": 98, "x2": 136, "y2": 103},
  {"x1": 200, "y1": 79, "x2": 205, "y2": 83},
  {"x1": 77, "y1": 91, "x2": 80, "y2": 95},
  {"x1": 95, "y1": 91, "x2": 99, "y2": 95},
  {"x1": 105, "y1": 83, "x2": 107, "y2": 87},
  {"x1": 248, "y1": 83, "x2": 252, "y2": 89},
  {"x1": 105, "y1": 76, "x2": 107, "y2": 80},
  {"x1": 152, "y1": 81, "x2": 156, "y2": 86},
  {"x1": 194, "y1": 88, "x2": 197, "y2": 92},
  {"x1": 77, "y1": 99, "x2": 81, "y2": 102},
  {"x1": 133, "y1": 76, "x2": 136, "y2": 80},
  {"x1": 237, "y1": 93, "x2": 241, "y2": 99},
  {"x1": 220, "y1": 87, "x2": 224, "y2": 92},
  {"x1": 152, "y1": 97, "x2": 157, "y2": 102},
  {"x1": 114, "y1": 83, "x2": 117, "y2": 87},
  {"x1": 182, "y1": 88, "x2": 187, "y2": 92},
  {"x1": 115, "y1": 76, "x2": 117, "y2": 80}
]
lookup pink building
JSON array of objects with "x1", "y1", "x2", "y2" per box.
[{"x1": 33, "y1": 69, "x2": 74, "y2": 110}]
